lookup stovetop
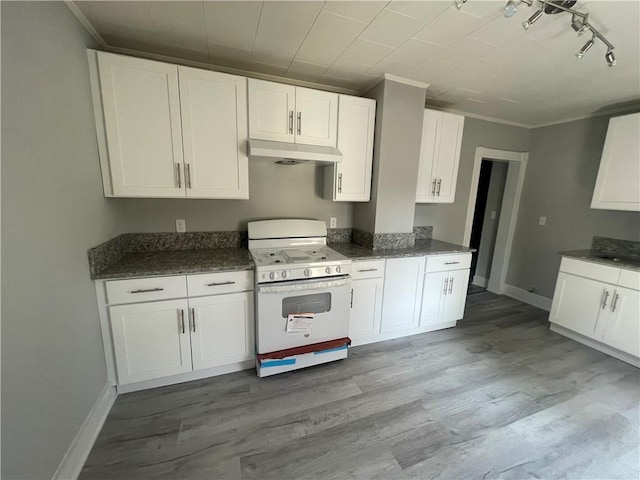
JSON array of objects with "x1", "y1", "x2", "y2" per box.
[{"x1": 252, "y1": 246, "x2": 347, "y2": 267}]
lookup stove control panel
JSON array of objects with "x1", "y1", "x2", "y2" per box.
[{"x1": 257, "y1": 263, "x2": 351, "y2": 283}]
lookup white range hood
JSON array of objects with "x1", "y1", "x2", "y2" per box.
[{"x1": 248, "y1": 139, "x2": 342, "y2": 165}]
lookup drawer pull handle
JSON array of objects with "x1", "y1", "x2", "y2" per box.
[
  {"x1": 444, "y1": 261, "x2": 460, "y2": 265},
  {"x1": 358, "y1": 268, "x2": 378, "y2": 272},
  {"x1": 130, "y1": 287, "x2": 164, "y2": 294},
  {"x1": 206, "y1": 281, "x2": 236, "y2": 287}
]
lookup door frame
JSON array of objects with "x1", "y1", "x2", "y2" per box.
[{"x1": 462, "y1": 147, "x2": 528, "y2": 295}]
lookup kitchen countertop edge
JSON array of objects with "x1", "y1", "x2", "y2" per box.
[{"x1": 559, "y1": 250, "x2": 640, "y2": 271}]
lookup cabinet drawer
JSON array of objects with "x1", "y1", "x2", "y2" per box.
[
  {"x1": 106, "y1": 276, "x2": 187, "y2": 305},
  {"x1": 559, "y1": 257, "x2": 620, "y2": 284},
  {"x1": 618, "y1": 269, "x2": 640, "y2": 290},
  {"x1": 352, "y1": 259, "x2": 386, "y2": 280},
  {"x1": 187, "y1": 270, "x2": 253, "y2": 297},
  {"x1": 425, "y1": 253, "x2": 471, "y2": 273}
]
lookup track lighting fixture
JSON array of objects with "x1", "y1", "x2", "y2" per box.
[
  {"x1": 456, "y1": 0, "x2": 617, "y2": 67},
  {"x1": 522, "y1": 9, "x2": 543, "y2": 30}
]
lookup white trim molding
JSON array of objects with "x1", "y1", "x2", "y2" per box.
[
  {"x1": 503, "y1": 284, "x2": 552, "y2": 311},
  {"x1": 472, "y1": 275, "x2": 488, "y2": 288},
  {"x1": 64, "y1": 1, "x2": 107, "y2": 48},
  {"x1": 53, "y1": 384, "x2": 117, "y2": 480}
]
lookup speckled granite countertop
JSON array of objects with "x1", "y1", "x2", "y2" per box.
[
  {"x1": 330, "y1": 239, "x2": 474, "y2": 260},
  {"x1": 559, "y1": 250, "x2": 640, "y2": 271},
  {"x1": 94, "y1": 248, "x2": 254, "y2": 279}
]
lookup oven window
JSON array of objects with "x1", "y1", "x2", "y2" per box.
[{"x1": 282, "y1": 293, "x2": 331, "y2": 317}]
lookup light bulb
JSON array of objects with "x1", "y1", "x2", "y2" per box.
[{"x1": 504, "y1": 0, "x2": 518, "y2": 18}]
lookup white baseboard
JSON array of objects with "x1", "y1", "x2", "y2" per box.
[
  {"x1": 53, "y1": 384, "x2": 117, "y2": 480},
  {"x1": 503, "y1": 284, "x2": 552, "y2": 311},
  {"x1": 472, "y1": 275, "x2": 488, "y2": 288}
]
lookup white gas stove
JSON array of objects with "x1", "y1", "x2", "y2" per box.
[{"x1": 248, "y1": 219, "x2": 352, "y2": 377}]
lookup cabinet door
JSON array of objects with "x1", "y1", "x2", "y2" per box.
[
  {"x1": 420, "y1": 271, "x2": 448, "y2": 326},
  {"x1": 97, "y1": 52, "x2": 185, "y2": 197},
  {"x1": 295, "y1": 87, "x2": 338, "y2": 147},
  {"x1": 431, "y1": 111, "x2": 464, "y2": 203},
  {"x1": 189, "y1": 292, "x2": 254, "y2": 371},
  {"x1": 110, "y1": 299, "x2": 192, "y2": 385},
  {"x1": 330, "y1": 96, "x2": 376, "y2": 202},
  {"x1": 381, "y1": 257, "x2": 425, "y2": 333},
  {"x1": 442, "y1": 269, "x2": 470, "y2": 322},
  {"x1": 416, "y1": 109, "x2": 440, "y2": 202},
  {"x1": 349, "y1": 277, "x2": 383, "y2": 343},
  {"x1": 603, "y1": 287, "x2": 640, "y2": 356},
  {"x1": 549, "y1": 272, "x2": 611, "y2": 340},
  {"x1": 248, "y1": 79, "x2": 295, "y2": 143},
  {"x1": 591, "y1": 112, "x2": 640, "y2": 211},
  {"x1": 179, "y1": 68, "x2": 249, "y2": 199}
]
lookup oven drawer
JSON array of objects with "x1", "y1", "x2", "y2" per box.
[
  {"x1": 105, "y1": 276, "x2": 187, "y2": 305},
  {"x1": 187, "y1": 270, "x2": 253, "y2": 297},
  {"x1": 425, "y1": 253, "x2": 471, "y2": 273},
  {"x1": 352, "y1": 259, "x2": 386, "y2": 280}
]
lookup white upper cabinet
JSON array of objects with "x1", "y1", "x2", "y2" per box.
[
  {"x1": 248, "y1": 79, "x2": 338, "y2": 147},
  {"x1": 416, "y1": 109, "x2": 464, "y2": 203},
  {"x1": 96, "y1": 52, "x2": 185, "y2": 198},
  {"x1": 179, "y1": 67, "x2": 248, "y2": 199},
  {"x1": 591, "y1": 112, "x2": 640, "y2": 211},
  {"x1": 324, "y1": 95, "x2": 376, "y2": 202},
  {"x1": 90, "y1": 51, "x2": 249, "y2": 199}
]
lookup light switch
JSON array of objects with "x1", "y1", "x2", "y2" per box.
[
  {"x1": 538, "y1": 216, "x2": 547, "y2": 226},
  {"x1": 176, "y1": 219, "x2": 186, "y2": 232},
  {"x1": 490, "y1": 211, "x2": 497, "y2": 219}
]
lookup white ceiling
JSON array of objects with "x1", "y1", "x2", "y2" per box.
[{"x1": 72, "y1": 0, "x2": 640, "y2": 127}]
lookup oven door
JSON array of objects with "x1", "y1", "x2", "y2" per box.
[{"x1": 256, "y1": 276, "x2": 351, "y2": 354}]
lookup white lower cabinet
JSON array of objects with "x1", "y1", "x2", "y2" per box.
[
  {"x1": 189, "y1": 292, "x2": 254, "y2": 370},
  {"x1": 549, "y1": 257, "x2": 640, "y2": 365},
  {"x1": 103, "y1": 271, "x2": 254, "y2": 390},
  {"x1": 349, "y1": 260, "x2": 385, "y2": 345},
  {"x1": 381, "y1": 257, "x2": 426, "y2": 333},
  {"x1": 110, "y1": 299, "x2": 193, "y2": 385},
  {"x1": 420, "y1": 254, "x2": 471, "y2": 328}
]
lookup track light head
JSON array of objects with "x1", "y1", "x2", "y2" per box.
[
  {"x1": 576, "y1": 38, "x2": 594, "y2": 59},
  {"x1": 504, "y1": 0, "x2": 518, "y2": 18},
  {"x1": 570, "y1": 14, "x2": 589, "y2": 35},
  {"x1": 605, "y1": 50, "x2": 616, "y2": 67},
  {"x1": 454, "y1": 0, "x2": 468, "y2": 10},
  {"x1": 522, "y1": 9, "x2": 543, "y2": 29}
]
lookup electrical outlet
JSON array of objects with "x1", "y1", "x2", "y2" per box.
[
  {"x1": 330, "y1": 217, "x2": 337, "y2": 228},
  {"x1": 176, "y1": 219, "x2": 186, "y2": 233},
  {"x1": 490, "y1": 211, "x2": 497, "y2": 219},
  {"x1": 538, "y1": 216, "x2": 547, "y2": 226}
]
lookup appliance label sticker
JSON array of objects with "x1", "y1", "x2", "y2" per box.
[{"x1": 286, "y1": 313, "x2": 314, "y2": 334}]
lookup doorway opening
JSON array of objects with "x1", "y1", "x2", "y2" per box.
[
  {"x1": 468, "y1": 160, "x2": 509, "y2": 293},
  {"x1": 463, "y1": 148, "x2": 529, "y2": 295}
]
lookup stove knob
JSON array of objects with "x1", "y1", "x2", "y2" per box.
[
  {"x1": 325, "y1": 266, "x2": 332, "y2": 274},
  {"x1": 304, "y1": 268, "x2": 311, "y2": 277},
  {"x1": 336, "y1": 266, "x2": 341, "y2": 273},
  {"x1": 281, "y1": 271, "x2": 287, "y2": 279},
  {"x1": 269, "y1": 272, "x2": 276, "y2": 280}
]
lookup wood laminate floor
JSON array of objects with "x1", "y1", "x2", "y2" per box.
[{"x1": 80, "y1": 292, "x2": 640, "y2": 479}]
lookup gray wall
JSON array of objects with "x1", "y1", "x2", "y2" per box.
[
  {"x1": 475, "y1": 161, "x2": 508, "y2": 280},
  {"x1": 1, "y1": 2, "x2": 122, "y2": 478},
  {"x1": 118, "y1": 162, "x2": 354, "y2": 232},
  {"x1": 507, "y1": 114, "x2": 640, "y2": 298},
  {"x1": 414, "y1": 117, "x2": 531, "y2": 242},
  {"x1": 355, "y1": 79, "x2": 425, "y2": 234}
]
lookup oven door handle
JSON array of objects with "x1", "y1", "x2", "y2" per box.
[{"x1": 258, "y1": 276, "x2": 352, "y2": 294}]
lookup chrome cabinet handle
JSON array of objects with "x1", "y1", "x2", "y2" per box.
[
  {"x1": 338, "y1": 173, "x2": 343, "y2": 193},
  {"x1": 436, "y1": 179, "x2": 442, "y2": 196},
  {"x1": 130, "y1": 287, "x2": 164, "y2": 294},
  {"x1": 206, "y1": 281, "x2": 236, "y2": 287},
  {"x1": 176, "y1": 163, "x2": 182, "y2": 188},
  {"x1": 444, "y1": 261, "x2": 460, "y2": 265},
  {"x1": 601, "y1": 289, "x2": 610, "y2": 310},
  {"x1": 358, "y1": 268, "x2": 378, "y2": 272},
  {"x1": 449, "y1": 277, "x2": 454, "y2": 294},
  {"x1": 350, "y1": 289, "x2": 353, "y2": 308},
  {"x1": 180, "y1": 309, "x2": 185, "y2": 334},
  {"x1": 297, "y1": 112, "x2": 301, "y2": 135},
  {"x1": 191, "y1": 307, "x2": 196, "y2": 332},
  {"x1": 431, "y1": 178, "x2": 437, "y2": 196},
  {"x1": 611, "y1": 292, "x2": 620, "y2": 312},
  {"x1": 289, "y1": 110, "x2": 294, "y2": 134},
  {"x1": 186, "y1": 164, "x2": 192, "y2": 189},
  {"x1": 443, "y1": 277, "x2": 449, "y2": 295}
]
